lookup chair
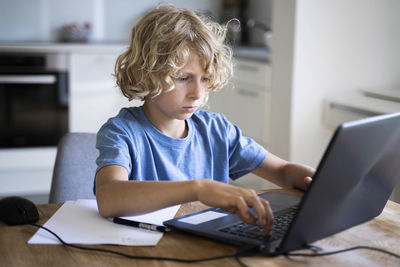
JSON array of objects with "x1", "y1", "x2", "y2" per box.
[{"x1": 49, "y1": 132, "x2": 98, "y2": 203}]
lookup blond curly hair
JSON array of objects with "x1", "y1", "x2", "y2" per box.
[{"x1": 114, "y1": 5, "x2": 233, "y2": 102}]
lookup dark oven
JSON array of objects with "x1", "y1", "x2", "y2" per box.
[{"x1": 0, "y1": 53, "x2": 69, "y2": 148}]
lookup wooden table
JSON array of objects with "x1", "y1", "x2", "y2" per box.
[{"x1": 1, "y1": 189, "x2": 400, "y2": 266}]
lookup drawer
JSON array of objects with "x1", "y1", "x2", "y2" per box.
[
  {"x1": 233, "y1": 58, "x2": 271, "y2": 88},
  {"x1": 225, "y1": 85, "x2": 271, "y2": 145},
  {"x1": 69, "y1": 53, "x2": 119, "y2": 85},
  {"x1": 230, "y1": 80, "x2": 269, "y2": 93},
  {"x1": 0, "y1": 148, "x2": 56, "y2": 196}
]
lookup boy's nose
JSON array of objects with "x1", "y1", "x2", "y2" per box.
[{"x1": 189, "y1": 81, "x2": 204, "y2": 99}]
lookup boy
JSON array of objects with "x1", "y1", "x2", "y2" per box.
[{"x1": 95, "y1": 5, "x2": 314, "y2": 234}]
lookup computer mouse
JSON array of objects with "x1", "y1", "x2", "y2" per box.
[{"x1": 0, "y1": 196, "x2": 39, "y2": 225}]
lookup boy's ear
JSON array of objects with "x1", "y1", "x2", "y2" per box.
[{"x1": 131, "y1": 64, "x2": 139, "y2": 80}]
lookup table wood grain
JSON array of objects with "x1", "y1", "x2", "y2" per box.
[{"x1": 1, "y1": 189, "x2": 400, "y2": 266}]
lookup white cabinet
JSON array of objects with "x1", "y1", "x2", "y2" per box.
[
  {"x1": 69, "y1": 53, "x2": 142, "y2": 133},
  {"x1": 209, "y1": 58, "x2": 272, "y2": 147},
  {"x1": 209, "y1": 57, "x2": 278, "y2": 190}
]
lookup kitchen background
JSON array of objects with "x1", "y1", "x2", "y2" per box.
[{"x1": 1, "y1": 0, "x2": 400, "y2": 203}]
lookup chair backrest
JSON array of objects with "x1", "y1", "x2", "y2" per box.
[{"x1": 49, "y1": 132, "x2": 98, "y2": 203}]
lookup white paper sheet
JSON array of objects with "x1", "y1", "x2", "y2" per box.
[{"x1": 28, "y1": 199, "x2": 180, "y2": 246}]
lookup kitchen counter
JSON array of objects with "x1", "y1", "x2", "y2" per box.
[
  {"x1": 323, "y1": 90, "x2": 400, "y2": 130},
  {"x1": 327, "y1": 90, "x2": 400, "y2": 115},
  {"x1": 0, "y1": 42, "x2": 128, "y2": 54},
  {"x1": 0, "y1": 42, "x2": 270, "y2": 62}
]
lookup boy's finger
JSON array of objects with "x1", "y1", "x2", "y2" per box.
[
  {"x1": 261, "y1": 199, "x2": 273, "y2": 234},
  {"x1": 236, "y1": 197, "x2": 256, "y2": 224}
]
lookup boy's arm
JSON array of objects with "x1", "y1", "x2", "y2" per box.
[
  {"x1": 95, "y1": 165, "x2": 195, "y2": 217},
  {"x1": 96, "y1": 165, "x2": 274, "y2": 233},
  {"x1": 252, "y1": 153, "x2": 315, "y2": 191}
]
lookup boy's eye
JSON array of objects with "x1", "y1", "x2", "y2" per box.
[
  {"x1": 176, "y1": 76, "x2": 189, "y2": 82},
  {"x1": 202, "y1": 77, "x2": 210, "y2": 82}
]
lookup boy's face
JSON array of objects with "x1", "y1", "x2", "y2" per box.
[{"x1": 146, "y1": 50, "x2": 210, "y2": 122}]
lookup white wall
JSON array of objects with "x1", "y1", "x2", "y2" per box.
[
  {"x1": 0, "y1": 0, "x2": 222, "y2": 42},
  {"x1": 272, "y1": 0, "x2": 400, "y2": 168},
  {"x1": 269, "y1": 0, "x2": 297, "y2": 161},
  {"x1": 103, "y1": 0, "x2": 222, "y2": 42}
]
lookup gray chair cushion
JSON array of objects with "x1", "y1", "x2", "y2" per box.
[{"x1": 49, "y1": 132, "x2": 98, "y2": 203}]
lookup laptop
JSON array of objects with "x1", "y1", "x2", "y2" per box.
[{"x1": 164, "y1": 112, "x2": 400, "y2": 256}]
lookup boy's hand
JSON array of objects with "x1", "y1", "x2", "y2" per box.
[
  {"x1": 304, "y1": 176, "x2": 312, "y2": 188},
  {"x1": 194, "y1": 179, "x2": 273, "y2": 234},
  {"x1": 252, "y1": 153, "x2": 315, "y2": 191}
]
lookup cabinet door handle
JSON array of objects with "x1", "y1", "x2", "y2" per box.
[
  {"x1": 237, "y1": 64, "x2": 259, "y2": 72},
  {"x1": 0, "y1": 75, "x2": 57, "y2": 84},
  {"x1": 237, "y1": 89, "x2": 258, "y2": 97},
  {"x1": 328, "y1": 103, "x2": 380, "y2": 117}
]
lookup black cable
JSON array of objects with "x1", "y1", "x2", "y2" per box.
[
  {"x1": 29, "y1": 223, "x2": 245, "y2": 265},
  {"x1": 29, "y1": 223, "x2": 400, "y2": 265},
  {"x1": 285, "y1": 245, "x2": 400, "y2": 259},
  {"x1": 235, "y1": 253, "x2": 250, "y2": 267}
]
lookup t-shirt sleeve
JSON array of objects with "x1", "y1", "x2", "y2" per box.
[
  {"x1": 224, "y1": 116, "x2": 268, "y2": 180},
  {"x1": 95, "y1": 118, "x2": 134, "y2": 176}
]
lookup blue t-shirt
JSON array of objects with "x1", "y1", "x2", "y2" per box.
[{"x1": 95, "y1": 106, "x2": 267, "y2": 185}]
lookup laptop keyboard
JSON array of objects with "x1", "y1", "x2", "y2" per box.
[{"x1": 219, "y1": 206, "x2": 298, "y2": 242}]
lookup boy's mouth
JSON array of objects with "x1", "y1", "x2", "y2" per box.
[{"x1": 183, "y1": 106, "x2": 198, "y2": 113}]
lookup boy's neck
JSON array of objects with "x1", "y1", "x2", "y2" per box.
[{"x1": 142, "y1": 103, "x2": 188, "y2": 139}]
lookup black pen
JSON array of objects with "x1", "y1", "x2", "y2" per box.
[{"x1": 113, "y1": 217, "x2": 171, "y2": 233}]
